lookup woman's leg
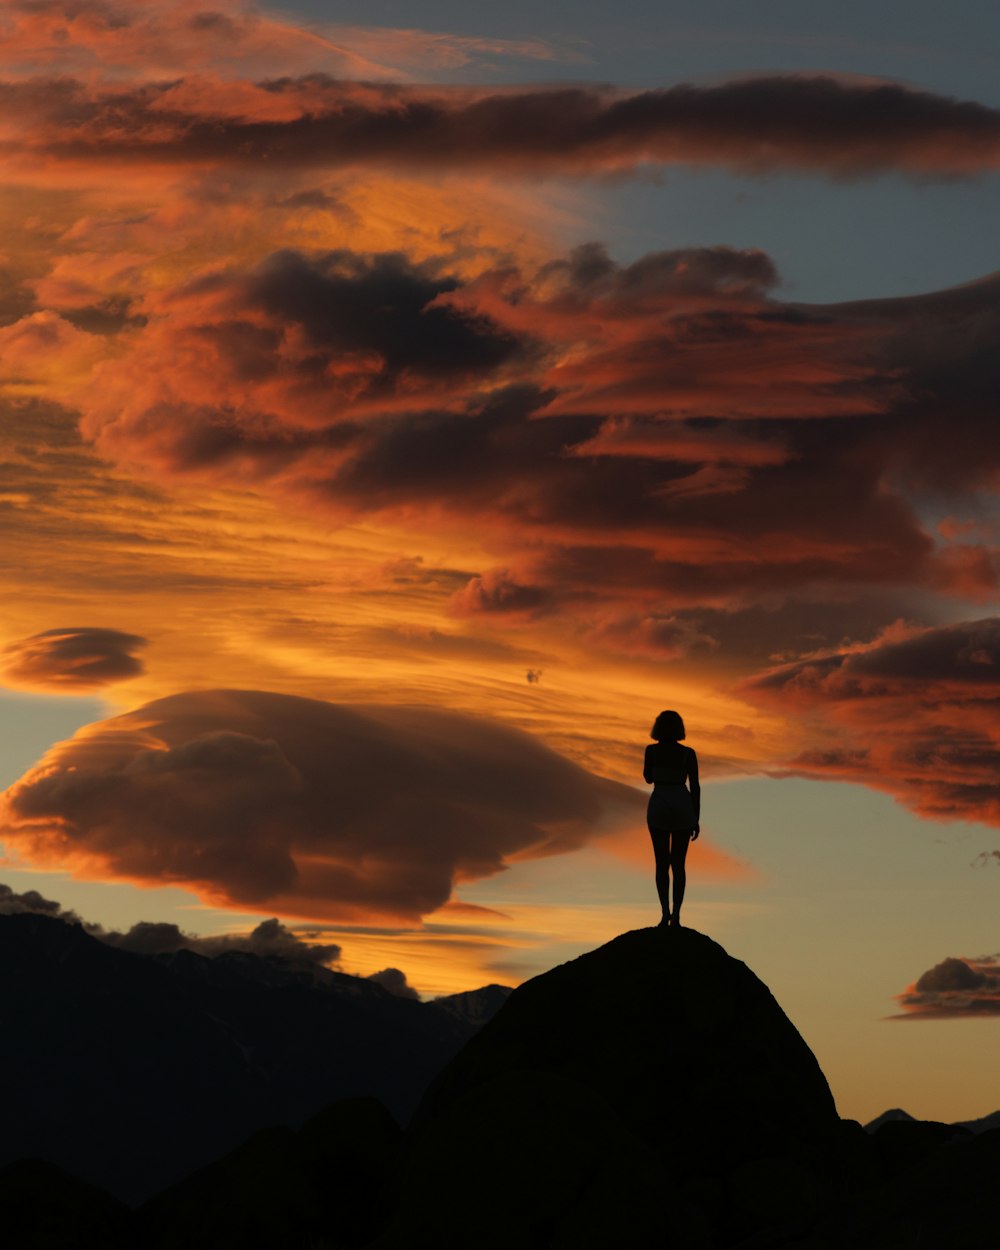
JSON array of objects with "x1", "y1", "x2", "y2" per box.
[
  {"x1": 649, "y1": 828, "x2": 671, "y2": 923},
  {"x1": 669, "y1": 831, "x2": 692, "y2": 926}
]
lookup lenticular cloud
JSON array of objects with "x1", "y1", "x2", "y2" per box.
[
  {"x1": 2, "y1": 627, "x2": 147, "y2": 691},
  {"x1": 0, "y1": 689, "x2": 641, "y2": 921}
]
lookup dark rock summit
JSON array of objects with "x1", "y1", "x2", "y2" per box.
[
  {"x1": 6, "y1": 915, "x2": 997, "y2": 1249},
  {"x1": 379, "y1": 926, "x2": 845, "y2": 1248}
]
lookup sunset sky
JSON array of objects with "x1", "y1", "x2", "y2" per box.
[{"x1": 1, "y1": 0, "x2": 999, "y2": 1126}]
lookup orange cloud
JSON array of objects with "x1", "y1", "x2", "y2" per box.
[
  {"x1": 0, "y1": 310, "x2": 107, "y2": 392},
  {"x1": 743, "y1": 618, "x2": 1000, "y2": 827},
  {"x1": 0, "y1": 0, "x2": 398, "y2": 80},
  {"x1": 0, "y1": 0, "x2": 568, "y2": 82},
  {"x1": 66, "y1": 243, "x2": 1000, "y2": 632}
]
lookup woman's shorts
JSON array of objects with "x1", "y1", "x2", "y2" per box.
[{"x1": 647, "y1": 785, "x2": 695, "y2": 832}]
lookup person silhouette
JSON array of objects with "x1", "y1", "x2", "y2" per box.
[{"x1": 644, "y1": 710, "x2": 700, "y2": 928}]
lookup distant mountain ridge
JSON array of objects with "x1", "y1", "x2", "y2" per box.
[
  {"x1": 431, "y1": 983, "x2": 513, "y2": 1026},
  {"x1": 864, "y1": 1107, "x2": 1000, "y2": 1135},
  {"x1": 0, "y1": 911, "x2": 508, "y2": 1203}
]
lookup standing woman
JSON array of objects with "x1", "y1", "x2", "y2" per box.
[{"x1": 644, "y1": 710, "x2": 700, "y2": 927}]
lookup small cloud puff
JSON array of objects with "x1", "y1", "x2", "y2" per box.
[
  {"x1": 893, "y1": 954, "x2": 1000, "y2": 1018},
  {"x1": 2, "y1": 627, "x2": 147, "y2": 691},
  {"x1": 367, "y1": 967, "x2": 420, "y2": 1000},
  {"x1": 450, "y1": 570, "x2": 552, "y2": 619}
]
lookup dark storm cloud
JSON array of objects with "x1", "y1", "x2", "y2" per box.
[
  {"x1": 240, "y1": 248, "x2": 526, "y2": 387},
  {"x1": 893, "y1": 954, "x2": 1000, "y2": 1018},
  {"x1": 748, "y1": 619, "x2": 1000, "y2": 697},
  {"x1": 12, "y1": 74, "x2": 1000, "y2": 179},
  {"x1": 80, "y1": 241, "x2": 1000, "y2": 640},
  {"x1": 2, "y1": 626, "x2": 147, "y2": 690},
  {"x1": 0, "y1": 689, "x2": 641, "y2": 922},
  {"x1": 82, "y1": 248, "x2": 535, "y2": 465},
  {"x1": 743, "y1": 619, "x2": 1000, "y2": 827}
]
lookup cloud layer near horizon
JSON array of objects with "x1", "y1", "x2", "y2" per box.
[
  {"x1": 0, "y1": 689, "x2": 644, "y2": 921},
  {"x1": 0, "y1": 880, "x2": 342, "y2": 964}
]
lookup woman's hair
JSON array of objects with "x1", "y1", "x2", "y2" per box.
[{"x1": 651, "y1": 710, "x2": 685, "y2": 741}]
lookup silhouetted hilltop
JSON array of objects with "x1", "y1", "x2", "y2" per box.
[
  {"x1": 381, "y1": 925, "x2": 845, "y2": 1248},
  {"x1": 6, "y1": 916, "x2": 999, "y2": 1249},
  {"x1": 0, "y1": 912, "x2": 500, "y2": 1203}
]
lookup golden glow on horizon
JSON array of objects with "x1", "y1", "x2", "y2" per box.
[{"x1": 0, "y1": 391, "x2": 785, "y2": 783}]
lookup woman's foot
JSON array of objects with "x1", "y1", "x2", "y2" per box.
[
  {"x1": 658, "y1": 913, "x2": 671, "y2": 927},
  {"x1": 669, "y1": 912, "x2": 682, "y2": 927}
]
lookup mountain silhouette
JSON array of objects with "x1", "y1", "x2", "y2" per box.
[
  {"x1": 431, "y1": 983, "x2": 513, "y2": 1027},
  {"x1": 0, "y1": 912, "x2": 503, "y2": 1203},
  {"x1": 137, "y1": 1097, "x2": 401, "y2": 1250},
  {"x1": 5, "y1": 914, "x2": 999, "y2": 1249},
  {"x1": 866, "y1": 1106, "x2": 1000, "y2": 1136},
  {"x1": 863, "y1": 1107, "x2": 918, "y2": 1132},
  {"x1": 379, "y1": 925, "x2": 847, "y2": 1248}
]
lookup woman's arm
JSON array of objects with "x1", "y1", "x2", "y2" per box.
[
  {"x1": 688, "y1": 748, "x2": 701, "y2": 832},
  {"x1": 643, "y1": 743, "x2": 655, "y2": 784}
]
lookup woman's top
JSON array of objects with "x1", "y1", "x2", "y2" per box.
[
  {"x1": 643, "y1": 742, "x2": 700, "y2": 830},
  {"x1": 643, "y1": 742, "x2": 694, "y2": 786}
]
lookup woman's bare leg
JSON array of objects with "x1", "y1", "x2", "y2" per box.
[
  {"x1": 650, "y1": 829, "x2": 671, "y2": 924},
  {"x1": 669, "y1": 832, "x2": 692, "y2": 926}
]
